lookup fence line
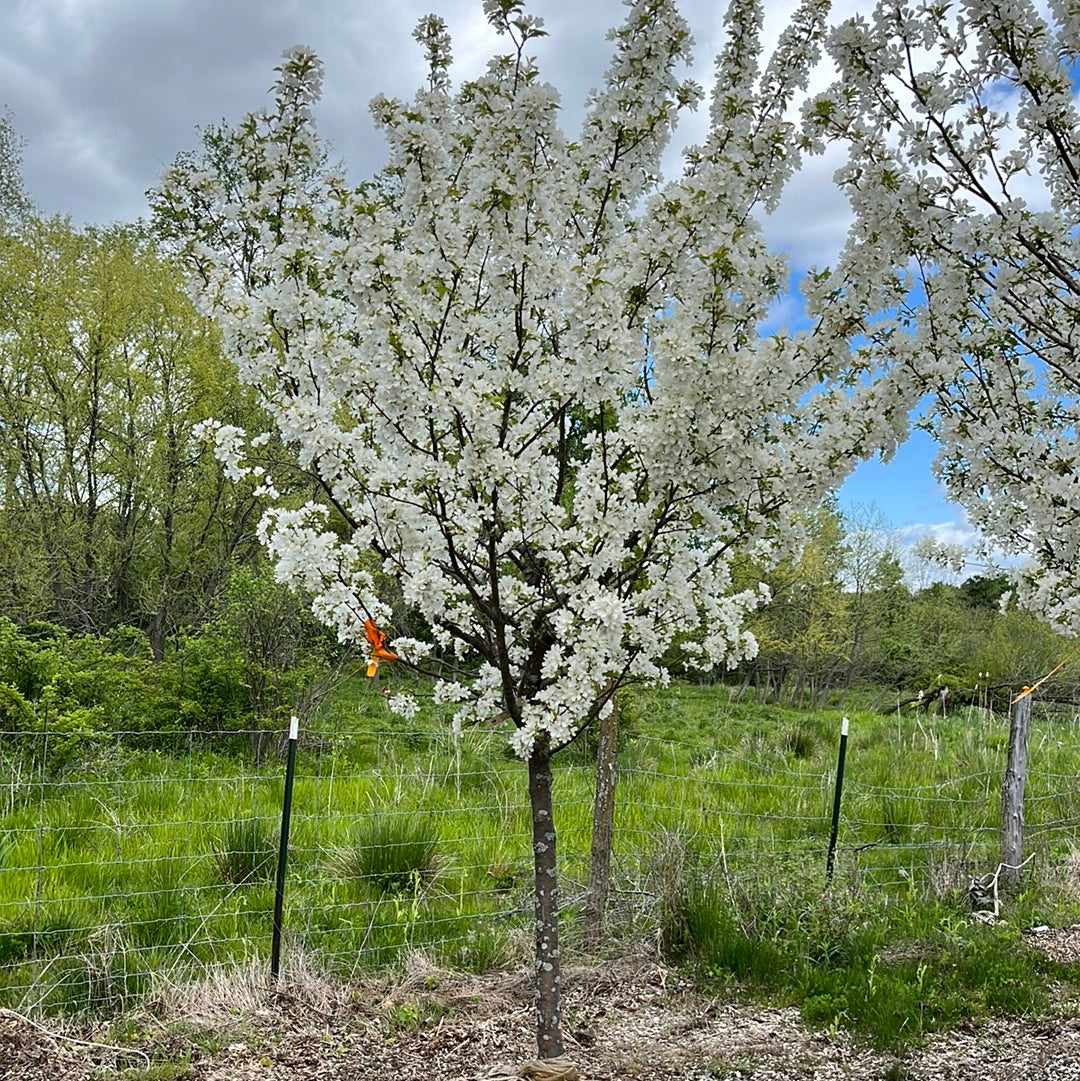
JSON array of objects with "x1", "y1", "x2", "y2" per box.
[{"x1": 1, "y1": 719, "x2": 1078, "y2": 1013}]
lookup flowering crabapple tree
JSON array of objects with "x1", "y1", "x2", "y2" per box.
[
  {"x1": 157, "y1": 0, "x2": 919, "y2": 1058},
  {"x1": 808, "y1": 0, "x2": 1080, "y2": 634}
]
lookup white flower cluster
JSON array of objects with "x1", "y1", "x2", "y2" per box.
[
  {"x1": 163, "y1": 1, "x2": 925, "y2": 756},
  {"x1": 386, "y1": 694, "x2": 419, "y2": 720},
  {"x1": 813, "y1": 0, "x2": 1080, "y2": 634}
]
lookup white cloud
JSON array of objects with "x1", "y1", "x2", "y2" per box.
[
  {"x1": 896, "y1": 519, "x2": 980, "y2": 550},
  {"x1": 895, "y1": 517, "x2": 1025, "y2": 587},
  {"x1": 0, "y1": 0, "x2": 867, "y2": 235}
]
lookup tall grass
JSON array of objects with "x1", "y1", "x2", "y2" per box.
[
  {"x1": 2, "y1": 677, "x2": 1080, "y2": 1044},
  {"x1": 212, "y1": 817, "x2": 277, "y2": 885},
  {"x1": 331, "y1": 815, "x2": 441, "y2": 895}
]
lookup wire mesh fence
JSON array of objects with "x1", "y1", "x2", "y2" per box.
[{"x1": 2, "y1": 705, "x2": 1078, "y2": 1014}]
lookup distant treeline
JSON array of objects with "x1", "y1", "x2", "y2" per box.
[
  {"x1": 732, "y1": 502, "x2": 1068, "y2": 709},
  {"x1": 0, "y1": 219, "x2": 1067, "y2": 725}
]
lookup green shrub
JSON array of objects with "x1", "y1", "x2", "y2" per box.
[
  {"x1": 0, "y1": 618, "x2": 54, "y2": 698},
  {"x1": 0, "y1": 682, "x2": 34, "y2": 732}
]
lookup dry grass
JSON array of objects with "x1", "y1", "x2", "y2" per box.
[{"x1": 145, "y1": 952, "x2": 346, "y2": 1028}]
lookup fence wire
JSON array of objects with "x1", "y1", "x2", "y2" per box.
[{"x1": 0, "y1": 716, "x2": 1076, "y2": 1014}]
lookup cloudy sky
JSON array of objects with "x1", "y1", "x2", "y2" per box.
[{"x1": 0, "y1": 0, "x2": 977, "y2": 569}]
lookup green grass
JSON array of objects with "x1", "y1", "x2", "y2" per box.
[
  {"x1": 2, "y1": 674, "x2": 1080, "y2": 1050},
  {"x1": 212, "y1": 817, "x2": 277, "y2": 886},
  {"x1": 330, "y1": 815, "x2": 441, "y2": 895},
  {"x1": 663, "y1": 871, "x2": 1068, "y2": 1051}
]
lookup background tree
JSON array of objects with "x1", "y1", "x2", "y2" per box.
[
  {"x1": 810, "y1": 0, "x2": 1080, "y2": 636},
  {"x1": 193, "y1": 561, "x2": 351, "y2": 760},
  {"x1": 739, "y1": 502, "x2": 914, "y2": 702},
  {"x1": 0, "y1": 108, "x2": 29, "y2": 223},
  {"x1": 739, "y1": 501, "x2": 850, "y2": 705},
  {"x1": 0, "y1": 218, "x2": 267, "y2": 650},
  {"x1": 839, "y1": 506, "x2": 906, "y2": 688},
  {"x1": 158, "y1": 0, "x2": 921, "y2": 1058},
  {"x1": 734, "y1": 504, "x2": 1067, "y2": 701}
]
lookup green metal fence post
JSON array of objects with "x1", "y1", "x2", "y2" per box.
[
  {"x1": 826, "y1": 716, "x2": 849, "y2": 883},
  {"x1": 271, "y1": 714, "x2": 299, "y2": 979}
]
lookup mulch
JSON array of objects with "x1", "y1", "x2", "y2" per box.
[{"x1": 4, "y1": 949, "x2": 1080, "y2": 1079}]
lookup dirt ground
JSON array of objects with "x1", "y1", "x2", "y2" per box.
[{"x1": 5, "y1": 943, "x2": 1080, "y2": 1081}]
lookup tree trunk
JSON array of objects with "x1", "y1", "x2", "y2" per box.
[
  {"x1": 735, "y1": 670, "x2": 752, "y2": 703},
  {"x1": 584, "y1": 699, "x2": 618, "y2": 950},
  {"x1": 789, "y1": 672, "x2": 805, "y2": 708},
  {"x1": 1001, "y1": 692, "x2": 1033, "y2": 889},
  {"x1": 766, "y1": 669, "x2": 778, "y2": 703},
  {"x1": 149, "y1": 608, "x2": 167, "y2": 662},
  {"x1": 527, "y1": 739, "x2": 564, "y2": 1059}
]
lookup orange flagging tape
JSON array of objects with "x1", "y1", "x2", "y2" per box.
[
  {"x1": 364, "y1": 618, "x2": 398, "y2": 678},
  {"x1": 1011, "y1": 646, "x2": 1080, "y2": 704}
]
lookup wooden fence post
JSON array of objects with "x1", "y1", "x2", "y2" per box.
[
  {"x1": 584, "y1": 698, "x2": 618, "y2": 951},
  {"x1": 1001, "y1": 691, "x2": 1033, "y2": 889}
]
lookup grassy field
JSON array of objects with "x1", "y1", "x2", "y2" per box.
[{"x1": 3, "y1": 673, "x2": 1080, "y2": 1050}]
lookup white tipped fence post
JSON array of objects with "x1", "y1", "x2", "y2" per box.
[
  {"x1": 826, "y1": 717, "x2": 849, "y2": 883},
  {"x1": 271, "y1": 714, "x2": 299, "y2": 979}
]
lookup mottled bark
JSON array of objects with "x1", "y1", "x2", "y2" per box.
[
  {"x1": 528, "y1": 740, "x2": 564, "y2": 1059},
  {"x1": 584, "y1": 700, "x2": 618, "y2": 951}
]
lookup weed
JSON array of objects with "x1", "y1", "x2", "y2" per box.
[
  {"x1": 879, "y1": 797, "x2": 920, "y2": 844},
  {"x1": 707, "y1": 1055, "x2": 757, "y2": 1078},
  {"x1": 381, "y1": 1001, "x2": 423, "y2": 1034},
  {"x1": 440, "y1": 926, "x2": 517, "y2": 973},
  {"x1": 648, "y1": 828, "x2": 701, "y2": 957},
  {"x1": 670, "y1": 870, "x2": 1069, "y2": 1053},
  {"x1": 36, "y1": 932, "x2": 146, "y2": 1015},
  {"x1": 880, "y1": 1061, "x2": 912, "y2": 1081},
  {"x1": 785, "y1": 722, "x2": 817, "y2": 759},
  {"x1": 91, "y1": 1064, "x2": 194, "y2": 1081},
  {"x1": 123, "y1": 888, "x2": 195, "y2": 951},
  {"x1": 0, "y1": 910, "x2": 80, "y2": 965},
  {"x1": 486, "y1": 857, "x2": 522, "y2": 891}
]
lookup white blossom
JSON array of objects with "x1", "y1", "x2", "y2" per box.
[
  {"x1": 386, "y1": 693, "x2": 419, "y2": 720},
  {"x1": 815, "y1": 0, "x2": 1080, "y2": 634},
  {"x1": 160, "y1": 1, "x2": 922, "y2": 757}
]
